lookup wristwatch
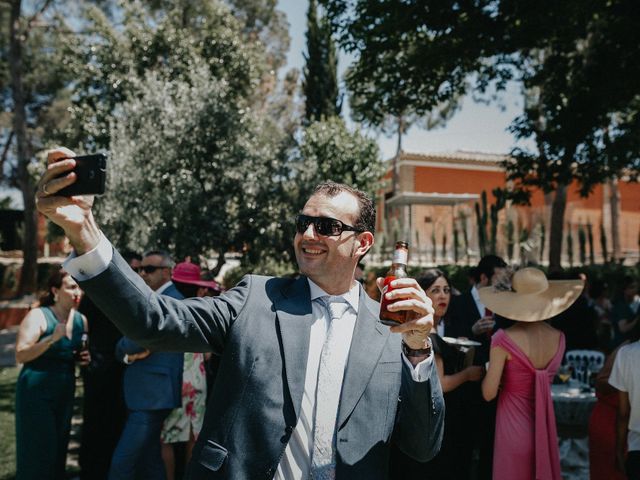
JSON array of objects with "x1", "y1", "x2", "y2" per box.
[{"x1": 402, "y1": 337, "x2": 432, "y2": 358}]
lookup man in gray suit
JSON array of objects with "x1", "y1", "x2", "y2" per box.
[{"x1": 37, "y1": 147, "x2": 444, "y2": 480}]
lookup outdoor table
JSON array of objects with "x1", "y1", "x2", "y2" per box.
[{"x1": 552, "y1": 383, "x2": 596, "y2": 480}]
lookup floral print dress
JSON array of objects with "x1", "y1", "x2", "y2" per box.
[{"x1": 161, "y1": 352, "x2": 207, "y2": 443}]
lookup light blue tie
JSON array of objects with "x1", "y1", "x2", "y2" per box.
[{"x1": 309, "y1": 296, "x2": 350, "y2": 480}]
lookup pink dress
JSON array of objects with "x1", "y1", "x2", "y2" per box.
[{"x1": 492, "y1": 329, "x2": 565, "y2": 480}]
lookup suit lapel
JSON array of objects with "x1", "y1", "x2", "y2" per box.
[
  {"x1": 275, "y1": 276, "x2": 314, "y2": 421},
  {"x1": 337, "y1": 288, "x2": 390, "y2": 428}
]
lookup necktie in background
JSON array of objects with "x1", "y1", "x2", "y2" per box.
[{"x1": 310, "y1": 296, "x2": 350, "y2": 480}]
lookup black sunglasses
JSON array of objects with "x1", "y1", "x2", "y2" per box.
[
  {"x1": 136, "y1": 265, "x2": 169, "y2": 274},
  {"x1": 295, "y1": 214, "x2": 364, "y2": 237}
]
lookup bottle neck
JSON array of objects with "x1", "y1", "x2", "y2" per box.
[
  {"x1": 390, "y1": 262, "x2": 407, "y2": 270},
  {"x1": 392, "y1": 249, "x2": 408, "y2": 265}
]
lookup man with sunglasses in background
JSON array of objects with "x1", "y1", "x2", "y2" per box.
[
  {"x1": 110, "y1": 249, "x2": 184, "y2": 479},
  {"x1": 36, "y1": 147, "x2": 444, "y2": 480}
]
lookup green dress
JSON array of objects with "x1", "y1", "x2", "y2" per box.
[{"x1": 15, "y1": 307, "x2": 84, "y2": 480}]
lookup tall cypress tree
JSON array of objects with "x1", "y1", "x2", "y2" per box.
[{"x1": 302, "y1": 0, "x2": 341, "y2": 123}]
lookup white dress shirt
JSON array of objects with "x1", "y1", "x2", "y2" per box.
[
  {"x1": 471, "y1": 285, "x2": 485, "y2": 318},
  {"x1": 275, "y1": 280, "x2": 359, "y2": 479},
  {"x1": 157, "y1": 281, "x2": 173, "y2": 295},
  {"x1": 65, "y1": 234, "x2": 434, "y2": 480}
]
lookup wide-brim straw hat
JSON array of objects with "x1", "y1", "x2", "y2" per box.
[{"x1": 478, "y1": 267, "x2": 584, "y2": 322}]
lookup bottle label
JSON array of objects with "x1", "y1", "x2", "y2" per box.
[
  {"x1": 380, "y1": 276, "x2": 408, "y2": 325},
  {"x1": 392, "y1": 249, "x2": 408, "y2": 265}
]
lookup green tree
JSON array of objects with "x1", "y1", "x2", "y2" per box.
[
  {"x1": 505, "y1": 219, "x2": 515, "y2": 262},
  {"x1": 101, "y1": 64, "x2": 285, "y2": 271},
  {"x1": 578, "y1": 224, "x2": 587, "y2": 265},
  {"x1": 302, "y1": 0, "x2": 341, "y2": 123},
  {"x1": 566, "y1": 225, "x2": 574, "y2": 268},
  {"x1": 587, "y1": 221, "x2": 595, "y2": 264},
  {"x1": 62, "y1": 1, "x2": 270, "y2": 152},
  {"x1": 295, "y1": 116, "x2": 383, "y2": 199},
  {"x1": 600, "y1": 222, "x2": 608, "y2": 264},
  {"x1": 2, "y1": 1, "x2": 74, "y2": 294},
  {"x1": 224, "y1": 0, "x2": 290, "y2": 70},
  {"x1": 53, "y1": 1, "x2": 292, "y2": 274},
  {"x1": 322, "y1": 0, "x2": 640, "y2": 271}
]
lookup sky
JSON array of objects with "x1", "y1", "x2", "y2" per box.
[{"x1": 277, "y1": 0, "x2": 529, "y2": 160}]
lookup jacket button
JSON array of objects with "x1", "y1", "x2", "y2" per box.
[{"x1": 285, "y1": 425, "x2": 294, "y2": 434}]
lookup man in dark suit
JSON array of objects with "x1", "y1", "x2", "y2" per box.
[
  {"x1": 78, "y1": 251, "x2": 141, "y2": 480},
  {"x1": 110, "y1": 250, "x2": 184, "y2": 480},
  {"x1": 36, "y1": 147, "x2": 444, "y2": 480},
  {"x1": 446, "y1": 254, "x2": 507, "y2": 480}
]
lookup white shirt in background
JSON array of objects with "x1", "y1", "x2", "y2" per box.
[{"x1": 609, "y1": 341, "x2": 640, "y2": 451}]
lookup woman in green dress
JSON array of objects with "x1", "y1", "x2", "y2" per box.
[{"x1": 15, "y1": 268, "x2": 89, "y2": 480}]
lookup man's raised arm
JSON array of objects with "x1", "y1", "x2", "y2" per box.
[{"x1": 36, "y1": 147, "x2": 101, "y2": 255}]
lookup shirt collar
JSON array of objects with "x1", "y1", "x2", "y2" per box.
[
  {"x1": 307, "y1": 278, "x2": 360, "y2": 313},
  {"x1": 471, "y1": 284, "x2": 485, "y2": 310},
  {"x1": 471, "y1": 285, "x2": 481, "y2": 303},
  {"x1": 157, "y1": 280, "x2": 173, "y2": 294}
]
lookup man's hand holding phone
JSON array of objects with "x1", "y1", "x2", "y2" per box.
[{"x1": 36, "y1": 147, "x2": 102, "y2": 255}]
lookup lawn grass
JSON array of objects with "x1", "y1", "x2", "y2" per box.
[
  {"x1": 0, "y1": 366, "x2": 83, "y2": 480},
  {"x1": 0, "y1": 367, "x2": 18, "y2": 480}
]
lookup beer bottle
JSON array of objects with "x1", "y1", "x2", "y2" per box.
[
  {"x1": 379, "y1": 241, "x2": 409, "y2": 326},
  {"x1": 80, "y1": 332, "x2": 89, "y2": 352}
]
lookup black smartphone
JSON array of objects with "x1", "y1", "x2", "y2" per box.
[{"x1": 56, "y1": 153, "x2": 107, "y2": 196}]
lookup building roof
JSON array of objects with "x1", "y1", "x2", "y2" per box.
[
  {"x1": 394, "y1": 150, "x2": 508, "y2": 170},
  {"x1": 385, "y1": 192, "x2": 480, "y2": 206}
]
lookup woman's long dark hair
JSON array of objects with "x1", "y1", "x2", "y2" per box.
[
  {"x1": 417, "y1": 268, "x2": 450, "y2": 292},
  {"x1": 39, "y1": 267, "x2": 68, "y2": 307}
]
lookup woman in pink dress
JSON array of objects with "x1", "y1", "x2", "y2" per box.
[{"x1": 479, "y1": 268, "x2": 584, "y2": 480}]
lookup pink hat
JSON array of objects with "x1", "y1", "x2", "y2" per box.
[{"x1": 172, "y1": 262, "x2": 221, "y2": 291}]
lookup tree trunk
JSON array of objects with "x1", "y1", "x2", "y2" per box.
[
  {"x1": 392, "y1": 115, "x2": 404, "y2": 194},
  {"x1": 548, "y1": 184, "x2": 567, "y2": 273},
  {"x1": 211, "y1": 250, "x2": 226, "y2": 277},
  {"x1": 609, "y1": 177, "x2": 621, "y2": 262},
  {"x1": 9, "y1": 0, "x2": 38, "y2": 295}
]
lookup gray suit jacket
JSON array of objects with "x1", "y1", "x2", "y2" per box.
[{"x1": 79, "y1": 249, "x2": 444, "y2": 480}]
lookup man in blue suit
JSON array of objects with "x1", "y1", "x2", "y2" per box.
[
  {"x1": 37, "y1": 148, "x2": 444, "y2": 480},
  {"x1": 110, "y1": 250, "x2": 184, "y2": 480}
]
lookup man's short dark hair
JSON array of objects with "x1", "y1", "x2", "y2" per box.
[
  {"x1": 143, "y1": 249, "x2": 174, "y2": 268},
  {"x1": 472, "y1": 255, "x2": 507, "y2": 284},
  {"x1": 122, "y1": 250, "x2": 142, "y2": 265},
  {"x1": 313, "y1": 181, "x2": 376, "y2": 234}
]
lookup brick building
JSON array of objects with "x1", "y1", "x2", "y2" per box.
[{"x1": 376, "y1": 151, "x2": 640, "y2": 266}]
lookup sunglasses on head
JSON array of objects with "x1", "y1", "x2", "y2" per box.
[
  {"x1": 135, "y1": 265, "x2": 169, "y2": 274},
  {"x1": 295, "y1": 214, "x2": 364, "y2": 237}
]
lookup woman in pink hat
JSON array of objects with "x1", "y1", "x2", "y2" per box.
[{"x1": 480, "y1": 268, "x2": 584, "y2": 480}]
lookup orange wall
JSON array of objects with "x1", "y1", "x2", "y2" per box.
[
  {"x1": 620, "y1": 181, "x2": 640, "y2": 211},
  {"x1": 413, "y1": 165, "x2": 639, "y2": 214},
  {"x1": 413, "y1": 167, "x2": 505, "y2": 195}
]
